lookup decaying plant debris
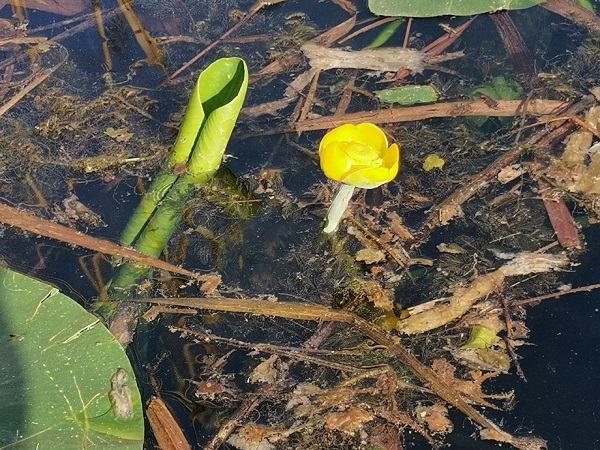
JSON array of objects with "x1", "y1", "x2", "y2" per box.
[{"x1": 2, "y1": 1, "x2": 600, "y2": 449}]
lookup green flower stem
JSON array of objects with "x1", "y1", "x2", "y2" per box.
[{"x1": 323, "y1": 183, "x2": 356, "y2": 233}]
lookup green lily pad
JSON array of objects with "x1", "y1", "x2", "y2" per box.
[
  {"x1": 469, "y1": 75, "x2": 524, "y2": 127},
  {"x1": 0, "y1": 267, "x2": 144, "y2": 449},
  {"x1": 368, "y1": 0, "x2": 544, "y2": 17},
  {"x1": 375, "y1": 85, "x2": 438, "y2": 105}
]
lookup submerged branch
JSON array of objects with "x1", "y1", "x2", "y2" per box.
[
  {"x1": 0, "y1": 202, "x2": 210, "y2": 283},
  {"x1": 135, "y1": 294, "x2": 547, "y2": 448}
]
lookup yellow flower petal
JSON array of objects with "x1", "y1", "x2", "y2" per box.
[
  {"x1": 342, "y1": 166, "x2": 395, "y2": 189},
  {"x1": 320, "y1": 123, "x2": 388, "y2": 155},
  {"x1": 382, "y1": 143, "x2": 401, "y2": 169},
  {"x1": 320, "y1": 141, "x2": 352, "y2": 181},
  {"x1": 318, "y1": 123, "x2": 400, "y2": 188}
]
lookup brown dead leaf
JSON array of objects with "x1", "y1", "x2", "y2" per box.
[
  {"x1": 497, "y1": 164, "x2": 524, "y2": 184},
  {"x1": 227, "y1": 424, "x2": 277, "y2": 450},
  {"x1": 249, "y1": 355, "x2": 285, "y2": 385},
  {"x1": 388, "y1": 212, "x2": 415, "y2": 241},
  {"x1": 368, "y1": 422, "x2": 403, "y2": 450},
  {"x1": 355, "y1": 248, "x2": 386, "y2": 264},
  {"x1": 362, "y1": 280, "x2": 394, "y2": 311},
  {"x1": 104, "y1": 127, "x2": 133, "y2": 142},
  {"x1": 192, "y1": 379, "x2": 238, "y2": 401},
  {"x1": 431, "y1": 359, "x2": 511, "y2": 408},
  {"x1": 285, "y1": 383, "x2": 324, "y2": 417},
  {"x1": 199, "y1": 273, "x2": 221, "y2": 293},
  {"x1": 415, "y1": 403, "x2": 453, "y2": 434},
  {"x1": 436, "y1": 242, "x2": 467, "y2": 254},
  {"x1": 438, "y1": 204, "x2": 464, "y2": 225},
  {"x1": 325, "y1": 407, "x2": 374, "y2": 436}
]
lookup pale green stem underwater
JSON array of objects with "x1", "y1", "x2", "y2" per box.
[{"x1": 323, "y1": 183, "x2": 356, "y2": 233}]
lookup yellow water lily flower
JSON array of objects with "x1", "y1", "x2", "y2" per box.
[
  {"x1": 319, "y1": 123, "x2": 400, "y2": 189},
  {"x1": 319, "y1": 123, "x2": 400, "y2": 233}
]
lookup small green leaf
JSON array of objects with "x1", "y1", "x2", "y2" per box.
[
  {"x1": 469, "y1": 76, "x2": 524, "y2": 128},
  {"x1": 375, "y1": 85, "x2": 438, "y2": 105},
  {"x1": 365, "y1": 19, "x2": 405, "y2": 49}
]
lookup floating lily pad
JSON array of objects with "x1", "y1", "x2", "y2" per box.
[
  {"x1": 368, "y1": 0, "x2": 544, "y2": 17},
  {"x1": 0, "y1": 267, "x2": 144, "y2": 449}
]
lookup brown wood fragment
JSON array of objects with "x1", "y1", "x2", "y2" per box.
[
  {"x1": 146, "y1": 396, "x2": 192, "y2": 450},
  {"x1": 116, "y1": 0, "x2": 165, "y2": 71},
  {"x1": 538, "y1": 179, "x2": 581, "y2": 248},
  {"x1": 489, "y1": 12, "x2": 534, "y2": 78},
  {"x1": 0, "y1": 0, "x2": 86, "y2": 16}
]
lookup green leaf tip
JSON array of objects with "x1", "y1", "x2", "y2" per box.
[{"x1": 170, "y1": 57, "x2": 249, "y2": 177}]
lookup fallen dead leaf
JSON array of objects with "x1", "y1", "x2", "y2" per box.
[
  {"x1": 249, "y1": 355, "x2": 285, "y2": 385},
  {"x1": 415, "y1": 403, "x2": 453, "y2": 434},
  {"x1": 105, "y1": 127, "x2": 133, "y2": 142},
  {"x1": 324, "y1": 407, "x2": 374, "y2": 436},
  {"x1": 355, "y1": 248, "x2": 386, "y2": 264},
  {"x1": 227, "y1": 424, "x2": 277, "y2": 450}
]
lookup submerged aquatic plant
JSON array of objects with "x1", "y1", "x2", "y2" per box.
[
  {"x1": 104, "y1": 57, "x2": 248, "y2": 306},
  {"x1": 319, "y1": 123, "x2": 400, "y2": 233}
]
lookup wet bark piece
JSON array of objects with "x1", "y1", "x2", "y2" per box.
[
  {"x1": 146, "y1": 396, "x2": 192, "y2": 450},
  {"x1": 538, "y1": 179, "x2": 581, "y2": 249},
  {"x1": 301, "y1": 41, "x2": 426, "y2": 73}
]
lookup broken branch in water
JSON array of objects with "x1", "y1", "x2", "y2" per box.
[
  {"x1": 134, "y1": 290, "x2": 551, "y2": 449},
  {"x1": 292, "y1": 99, "x2": 569, "y2": 132},
  {"x1": 0, "y1": 202, "x2": 214, "y2": 285}
]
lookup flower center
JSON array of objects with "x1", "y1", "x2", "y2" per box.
[{"x1": 342, "y1": 142, "x2": 382, "y2": 167}]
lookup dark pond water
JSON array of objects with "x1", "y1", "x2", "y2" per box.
[{"x1": 1, "y1": 0, "x2": 600, "y2": 449}]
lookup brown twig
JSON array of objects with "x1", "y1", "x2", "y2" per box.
[
  {"x1": 538, "y1": 178, "x2": 581, "y2": 248},
  {"x1": 293, "y1": 99, "x2": 568, "y2": 133},
  {"x1": 542, "y1": 0, "x2": 600, "y2": 33},
  {"x1": 512, "y1": 282, "x2": 600, "y2": 306},
  {"x1": 0, "y1": 202, "x2": 210, "y2": 283},
  {"x1": 166, "y1": 0, "x2": 284, "y2": 83},
  {"x1": 0, "y1": 43, "x2": 68, "y2": 119}
]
